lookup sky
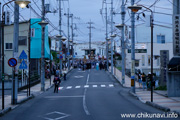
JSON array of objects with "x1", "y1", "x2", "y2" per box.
[{"x1": 1, "y1": 0, "x2": 173, "y2": 43}]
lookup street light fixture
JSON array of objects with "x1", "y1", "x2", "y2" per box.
[
  {"x1": 61, "y1": 37, "x2": 66, "y2": 42},
  {"x1": 116, "y1": 24, "x2": 126, "y2": 85},
  {"x1": 128, "y1": 4, "x2": 154, "y2": 102},
  {"x1": 1, "y1": 0, "x2": 30, "y2": 110},
  {"x1": 15, "y1": 0, "x2": 31, "y2": 8}
]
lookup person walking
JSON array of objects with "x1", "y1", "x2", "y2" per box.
[
  {"x1": 53, "y1": 75, "x2": 61, "y2": 93},
  {"x1": 142, "y1": 72, "x2": 146, "y2": 90},
  {"x1": 138, "y1": 72, "x2": 142, "y2": 87},
  {"x1": 96, "y1": 62, "x2": 99, "y2": 71}
]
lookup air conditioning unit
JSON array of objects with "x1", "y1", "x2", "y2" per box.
[{"x1": 5, "y1": 11, "x2": 11, "y2": 25}]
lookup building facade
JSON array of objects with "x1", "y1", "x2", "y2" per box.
[{"x1": 125, "y1": 24, "x2": 173, "y2": 84}]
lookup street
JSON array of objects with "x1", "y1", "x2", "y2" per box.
[{"x1": 0, "y1": 69, "x2": 178, "y2": 120}]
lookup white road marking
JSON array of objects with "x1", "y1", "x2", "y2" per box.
[
  {"x1": 59, "y1": 87, "x2": 63, "y2": 90},
  {"x1": 44, "y1": 96, "x2": 83, "y2": 98},
  {"x1": 101, "y1": 85, "x2": 106, "y2": 87},
  {"x1": 83, "y1": 73, "x2": 90, "y2": 115},
  {"x1": 109, "y1": 84, "x2": 114, "y2": 87},
  {"x1": 66, "y1": 86, "x2": 72, "y2": 89},
  {"x1": 92, "y1": 85, "x2": 97, "y2": 87},
  {"x1": 40, "y1": 111, "x2": 70, "y2": 120},
  {"x1": 75, "y1": 86, "x2": 81, "y2": 88},
  {"x1": 84, "y1": 85, "x2": 89, "y2": 88},
  {"x1": 74, "y1": 75, "x2": 84, "y2": 78}
]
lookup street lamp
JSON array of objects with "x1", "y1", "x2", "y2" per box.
[
  {"x1": 116, "y1": 24, "x2": 126, "y2": 85},
  {"x1": 15, "y1": 0, "x2": 31, "y2": 8},
  {"x1": 38, "y1": 20, "x2": 48, "y2": 91},
  {"x1": 128, "y1": 4, "x2": 154, "y2": 102},
  {"x1": 1, "y1": 0, "x2": 30, "y2": 109},
  {"x1": 56, "y1": 34, "x2": 62, "y2": 74}
]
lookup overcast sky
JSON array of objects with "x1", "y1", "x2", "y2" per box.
[{"x1": 1, "y1": 0, "x2": 173, "y2": 43}]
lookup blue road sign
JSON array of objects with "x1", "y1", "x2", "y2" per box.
[
  {"x1": 19, "y1": 50, "x2": 27, "y2": 59},
  {"x1": 67, "y1": 52, "x2": 70, "y2": 55},
  {"x1": 19, "y1": 60, "x2": 27, "y2": 69},
  {"x1": 8, "y1": 58, "x2": 17, "y2": 67},
  {"x1": 60, "y1": 55, "x2": 63, "y2": 59},
  {"x1": 73, "y1": 55, "x2": 75, "y2": 58}
]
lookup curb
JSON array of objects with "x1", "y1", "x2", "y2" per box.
[
  {"x1": 0, "y1": 107, "x2": 11, "y2": 117},
  {"x1": 17, "y1": 95, "x2": 34, "y2": 104},
  {"x1": 146, "y1": 101, "x2": 170, "y2": 112},
  {"x1": 129, "y1": 90, "x2": 175, "y2": 113}
]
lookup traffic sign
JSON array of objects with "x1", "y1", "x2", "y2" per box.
[
  {"x1": 60, "y1": 55, "x2": 63, "y2": 59},
  {"x1": 8, "y1": 58, "x2": 17, "y2": 67},
  {"x1": 60, "y1": 51, "x2": 63, "y2": 55},
  {"x1": 19, "y1": 60, "x2": 27, "y2": 69},
  {"x1": 19, "y1": 50, "x2": 27, "y2": 59},
  {"x1": 67, "y1": 52, "x2": 70, "y2": 55}
]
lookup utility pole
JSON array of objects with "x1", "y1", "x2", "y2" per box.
[
  {"x1": 12, "y1": 4, "x2": 19, "y2": 104},
  {"x1": 0, "y1": 2, "x2": 1, "y2": 80},
  {"x1": 131, "y1": 0, "x2": 135, "y2": 93},
  {"x1": 70, "y1": 14, "x2": 74, "y2": 67},
  {"x1": 64, "y1": 8, "x2": 70, "y2": 71},
  {"x1": 110, "y1": 0, "x2": 114, "y2": 74},
  {"x1": 87, "y1": 20, "x2": 94, "y2": 58},
  {"x1": 40, "y1": 0, "x2": 46, "y2": 91},
  {"x1": 58, "y1": 0, "x2": 62, "y2": 74},
  {"x1": 121, "y1": 0, "x2": 126, "y2": 84},
  {"x1": 105, "y1": 0, "x2": 109, "y2": 70}
]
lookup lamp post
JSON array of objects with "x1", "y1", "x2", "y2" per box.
[
  {"x1": 1, "y1": 0, "x2": 30, "y2": 109},
  {"x1": 116, "y1": 24, "x2": 125, "y2": 85},
  {"x1": 56, "y1": 34, "x2": 62, "y2": 74},
  {"x1": 128, "y1": 4, "x2": 154, "y2": 102},
  {"x1": 38, "y1": 20, "x2": 48, "y2": 91}
]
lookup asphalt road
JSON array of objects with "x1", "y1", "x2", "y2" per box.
[{"x1": 1, "y1": 69, "x2": 179, "y2": 120}]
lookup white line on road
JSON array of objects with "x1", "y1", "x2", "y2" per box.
[
  {"x1": 59, "y1": 87, "x2": 63, "y2": 90},
  {"x1": 92, "y1": 85, "x2": 98, "y2": 87},
  {"x1": 44, "y1": 96, "x2": 83, "y2": 98},
  {"x1": 83, "y1": 73, "x2": 90, "y2": 115},
  {"x1": 101, "y1": 85, "x2": 106, "y2": 87},
  {"x1": 75, "y1": 86, "x2": 81, "y2": 88},
  {"x1": 66, "y1": 86, "x2": 72, "y2": 89},
  {"x1": 109, "y1": 84, "x2": 114, "y2": 87},
  {"x1": 84, "y1": 85, "x2": 89, "y2": 88}
]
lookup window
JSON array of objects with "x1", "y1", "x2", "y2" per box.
[
  {"x1": 135, "y1": 60, "x2": 139, "y2": 67},
  {"x1": 157, "y1": 57, "x2": 160, "y2": 66},
  {"x1": 5, "y1": 43, "x2": 13, "y2": 50},
  {"x1": 148, "y1": 55, "x2": 151, "y2": 66},
  {"x1": 157, "y1": 35, "x2": 165, "y2": 43},
  {"x1": 142, "y1": 55, "x2": 145, "y2": 66},
  {"x1": 19, "y1": 36, "x2": 27, "y2": 45}
]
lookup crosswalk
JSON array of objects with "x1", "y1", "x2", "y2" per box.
[{"x1": 58, "y1": 84, "x2": 114, "y2": 90}]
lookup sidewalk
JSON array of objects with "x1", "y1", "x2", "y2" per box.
[
  {"x1": 0, "y1": 75, "x2": 54, "y2": 115},
  {"x1": 110, "y1": 67, "x2": 180, "y2": 114}
]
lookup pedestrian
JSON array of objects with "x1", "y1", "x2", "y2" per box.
[
  {"x1": 56, "y1": 69, "x2": 60, "y2": 77},
  {"x1": 141, "y1": 72, "x2": 146, "y2": 90},
  {"x1": 53, "y1": 75, "x2": 61, "y2": 93},
  {"x1": 63, "y1": 70, "x2": 67, "y2": 80},
  {"x1": 138, "y1": 72, "x2": 142, "y2": 87},
  {"x1": 96, "y1": 62, "x2": 99, "y2": 70}
]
